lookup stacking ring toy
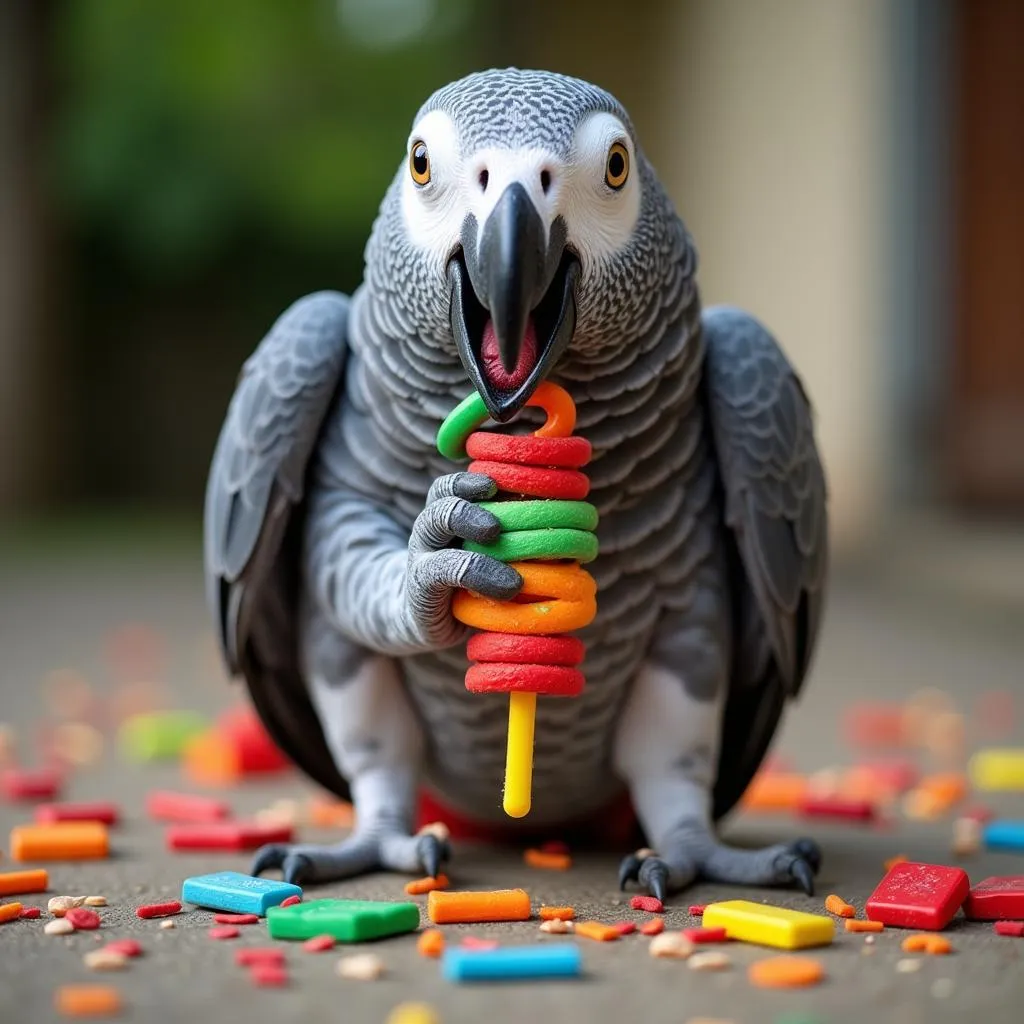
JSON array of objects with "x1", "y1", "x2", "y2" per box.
[{"x1": 436, "y1": 381, "x2": 599, "y2": 818}]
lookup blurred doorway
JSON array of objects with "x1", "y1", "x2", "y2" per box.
[{"x1": 948, "y1": 0, "x2": 1024, "y2": 511}]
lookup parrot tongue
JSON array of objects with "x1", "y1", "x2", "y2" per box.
[{"x1": 480, "y1": 318, "x2": 538, "y2": 391}]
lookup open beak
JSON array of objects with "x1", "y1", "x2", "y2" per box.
[{"x1": 447, "y1": 183, "x2": 579, "y2": 422}]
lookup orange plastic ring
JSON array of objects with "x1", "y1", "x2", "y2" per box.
[
  {"x1": 453, "y1": 562, "x2": 597, "y2": 634},
  {"x1": 529, "y1": 381, "x2": 576, "y2": 439}
]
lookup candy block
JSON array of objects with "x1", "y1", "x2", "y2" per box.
[
  {"x1": 702, "y1": 901, "x2": 834, "y2": 950},
  {"x1": 119, "y1": 711, "x2": 208, "y2": 761},
  {"x1": 34, "y1": 801, "x2": 119, "y2": 826},
  {"x1": 427, "y1": 889, "x2": 530, "y2": 924},
  {"x1": 181, "y1": 871, "x2": 301, "y2": 916},
  {"x1": 799, "y1": 795, "x2": 876, "y2": 821},
  {"x1": 0, "y1": 869, "x2": 48, "y2": 896},
  {"x1": 865, "y1": 861, "x2": 969, "y2": 929},
  {"x1": 145, "y1": 790, "x2": 229, "y2": 823},
  {"x1": 442, "y1": 944, "x2": 582, "y2": 982},
  {"x1": 10, "y1": 822, "x2": 108, "y2": 861},
  {"x1": 267, "y1": 898, "x2": 419, "y2": 942},
  {"x1": 2, "y1": 768, "x2": 62, "y2": 801},
  {"x1": 969, "y1": 749, "x2": 1024, "y2": 790},
  {"x1": 166, "y1": 821, "x2": 292, "y2": 852},
  {"x1": 964, "y1": 877, "x2": 1024, "y2": 920},
  {"x1": 983, "y1": 821, "x2": 1024, "y2": 853},
  {"x1": 995, "y1": 921, "x2": 1024, "y2": 937}
]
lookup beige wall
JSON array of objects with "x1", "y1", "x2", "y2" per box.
[{"x1": 659, "y1": 0, "x2": 892, "y2": 555}]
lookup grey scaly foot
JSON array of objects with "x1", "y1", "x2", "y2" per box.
[
  {"x1": 618, "y1": 834, "x2": 822, "y2": 901},
  {"x1": 252, "y1": 823, "x2": 451, "y2": 886}
]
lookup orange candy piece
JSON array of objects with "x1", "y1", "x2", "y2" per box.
[
  {"x1": 417, "y1": 929, "x2": 445, "y2": 958},
  {"x1": 0, "y1": 868, "x2": 48, "y2": 896},
  {"x1": 10, "y1": 822, "x2": 108, "y2": 861},
  {"x1": 405, "y1": 874, "x2": 450, "y2": 896},
  {"x1": 539, "y1": 906, "x2": 576, "y2": 921},
  {"x1": 748, "y1": 955, "x2": 825, "y2": 988},
  {"x1": 741, "y1": 773, "x2": 808, "y2": 812},
  {"x1": 845, "y1": 919, "x2": 884, "y2": 933},
  {"x1": 574, "y1": 921, "x2": 621, "y2": 942},
  {"x1": 427, "y1": 889, "x2": 530, "y2": 924},
  {"x1": 55, "y1": 985, "x2": 122, "y2": 1017},
  {"x1": 901, "y1": 933, "x2": 953, "y2": 955},
  {"x1": 524, "y1": 849, "x2": 572, "y2": 871},
  {"x1": 0, "y1": 902, "x2": 23, "y2": 923},
  {"x1": 825, "y1": 894, "x2": 856, "y2": 918}
]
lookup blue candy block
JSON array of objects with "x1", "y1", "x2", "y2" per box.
[
  {"x1": 984, "y1": 821, "x2": 1024, "y2": 853},
  {"x1": 181, "y1": 871, "x2": 302, "y2": 916},
  {"x1": 442, "y1": 943, "x2": 582, "y2": 982}
]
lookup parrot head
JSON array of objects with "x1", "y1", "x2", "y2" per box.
[{"x1": 370, "y1": 68, "x2": 690, "y2": 422}]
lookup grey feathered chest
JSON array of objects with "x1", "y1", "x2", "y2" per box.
[{"x1": 313, "y1": 280, "x2": 723, "y2": 825}]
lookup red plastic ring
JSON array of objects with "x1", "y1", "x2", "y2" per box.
[
  {"x1": 465, "y1": 663, "x2": 585, "y2": 696},
  {"x1": 465, "y1": 433, "x2": 592, "y2": 468},
  {"x1": 467, "y1": 632, "x2": 585, "y2": 666},
  {"x1": 467, "y1": 460, "x2": 591, "y2": 500}
]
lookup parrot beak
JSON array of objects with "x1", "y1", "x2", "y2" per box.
[{"x1": 448, "y1": 183, "x2": 579, "y2": 422}]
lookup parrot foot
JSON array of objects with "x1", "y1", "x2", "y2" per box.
[
  {"x1": 251, "y1": 827, "x2": 451, "y2": 887},
  {"x1": 618, "y1": 833, "x2": 822, "y2": 899}
]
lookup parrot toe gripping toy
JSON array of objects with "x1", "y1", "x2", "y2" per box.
[
  {"x1": 205, "y1": 68, "x2": 829, "y2": 899},
  {"x1": 436, "y1": 381, "x2": 598, "y2": 818}
]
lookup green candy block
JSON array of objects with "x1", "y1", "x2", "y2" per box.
[
  {"x1": 118, "y1": 711, "x2": 209, "y2": 761},
  {"x1": 266, "y1": 898, "x2": 420, "y2": 942}
]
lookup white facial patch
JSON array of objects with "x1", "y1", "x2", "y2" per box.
[{"x1": 400, "y1": 109, "x2": 641, "y2": 273}]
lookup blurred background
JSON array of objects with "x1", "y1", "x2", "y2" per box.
[{"x1": 1, "y1": 0, "x2": 1022, "y2": 711}]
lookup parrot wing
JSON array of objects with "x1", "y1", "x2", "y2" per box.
[
  {"x1": 204, "y1": 291, "x2": 351, "y2": 797},
  {"x1": 700, "y1": 306, "x2": 829, "y2": 819}
]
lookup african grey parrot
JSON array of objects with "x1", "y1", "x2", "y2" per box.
[{"x1": 204, "y1": 68, "x2": 828, "y2": 900}]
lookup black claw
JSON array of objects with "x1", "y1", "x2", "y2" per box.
[
  {"x1": 791, "y1": 838, "x2": 822, "y2": 875},
  {"x1": 638, "y1": 858, "x2": 670, "y2": 904},
  {"x1": 618, "y1": 853, "x2": 643, "y2": 891},
  {"x1": 251, "y1": 843, "x2": 287, "y2": 877},
  {"x1": 282, "y1": 853, "x2": 313, "y2": 886},
  {"x1": 417, "y1": 835, "x2": 450, "y2": 880},
  {"x1": 790, "y1": 857, "x2": 815, "y2": 896}
]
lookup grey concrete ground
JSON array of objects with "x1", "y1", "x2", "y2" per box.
[{"x1": 1, "y1": 545, "x2": 1023, "y2": 1024}]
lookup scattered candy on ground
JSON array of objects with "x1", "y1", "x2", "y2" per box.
[
  {"x1": 0, "y1": 901, "x2": 23, "y2": 924},
  {"x1": 574, "y1": 921, "x2": 621, "y2": 942},
  {"x1": 336, "y1": 953, "x2": 385, "y2": 980},
  {"x1": 845, "y1": 920, "x2": 885, "y2": 933},
  {"x1": 45, "y1": 918, "x2": 74, "y2": 936},
  {"x1": 539, "y1": 918, "x2": 573, "y2": 934},
  {"x1": 302, "y1": 934, "x2": 336, "y2": 953},
  {"x1": 0, "y1": 868, "x2": 48, "y2": 896},
  {"x1": 901, "y1": 933, "x2": 953, "y2": 954},
  {"x1": 235, "y1": 948, "x2": 285, "y2": 967},
  {"x1": 10, "y1": 822, "x2": 109, "y2": 861},
  {"x1": 386, "y1": 1003, "x2": 439, "y2": 1024},
  {"x1": 630, "y1": 895, "x2": 663, "y2": 913},
  {"x1": 279, "y1": 894, "x2": 302, "y2": 908},
  {"x1": 83, "y1": 949, "x2": 127, "y2": 972},
  {"x1": 824, "y1": 894, "x2": 855, "y2": 918},
  {"x1": 994, "y1": 921, "x2": 1024, "y2": 937},
  {"x1": 208, "y1": 926, "x2": 240, "y2": 940},
  {"x1": 539, "y1": 905, "x2": 575, "y2": 920},
  {"x1": 405, "y1": 874, "x2": 450, "y2": 896},
  {"x1": 683, "y1": 926, "x2": 728, "y2": 944},
  {"x1": 55, "y1": 984, "x2": 122, "y2": 1017},
  {"x1": 136, "y1": 901, "x2": 181, "y2": 919},
  {"x1": 213, "y1": 912, "x2": 258, "y2": 925},
  {"x1": 65, "y1": 908, "x2": 101, "y2": 930},
  {"x1": 417, "y1": 929, "x2": 445, "y2": 958},
  {"x1": 614, "y1": 921, "x2": 636, "y2": 935},
  {"x1": 427, "y1": 889, "x2": 530, "y2": 924},
  {"x1": 748, "y1": 955, "x2": 825, "y2": 989},
  {"x1": 688, "y1": 950, "x2": 732, "y2": 971},
  {"x1": 523, "y1": 849, "x2": 572, "y2": 871},
  {"x1": 641, "y1": 917, "x2": 665, "y2": 936},
  {"x1": 649, "y1": 933, "x2": 695, "y2": 959}
]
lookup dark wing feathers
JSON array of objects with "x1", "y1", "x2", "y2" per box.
[
  {"x1": 204, "y1": 291, "x2": 350, "y2": 674},
  {"x1": 701, "y1": 306, "x2": 828, "y2": 818}
]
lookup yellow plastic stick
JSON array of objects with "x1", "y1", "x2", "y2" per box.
[{"x1": 503, "y1": 692, "x2": 537, "y2": 818}]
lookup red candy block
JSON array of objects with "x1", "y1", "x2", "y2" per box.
[
  {"x1": 465, "y1": 663, "x2": 584, "y2": 696},
  {"x1": 251, "y1": 965, "x2": 288, "y2": 987},
  {"x1": 995, "y1": 921, "x2": 1024, "y2": 937},
  {"x1": 465, "y1": 433, "x2": 591, "y2": 468},
  {"x1": 214, "y1": 913, "x2": 259, "y2": 925},
  {"x1": 865, "y1": 861, "x2": 970, "y2": 930},
  {"x1": 34, "y1": 802, "x2": 119, "y2": 826},
  {"x1": 468, "y1": 460, "x2": 590, "y2": 501},
  {"x1": 20, "y1": 907, "x2": 41, "y2": 919},
  {"x1": 800, "y1": 795, "x2": 876, "y2": 822},
  {"x1": 65, "y1": 908, "x2": 101, "y2": 930},
  {"x1": 279, "y1": 895, "x2": 301, "y2": 908},
  {"x1": 964, "y1": 877, "x2": 1024, "y2": 921},
  {"x1": 630, "y1": 896, "x2": 664, "y2": 914},
  {"x1": 302, "y1": 934, "x2": 336, "y2": 952},
  {"x1": 103, "y1": 939, "x2": 142, "y2": 958},
  {"x1": 235, "y1": 948, "x2": 285, "y2": 967},
  {"x1": 2, "y1": 768, "x2": 61, "y2": 802},
  {"x1": 145, "y1": 790, "x2": 230, "y2": 823},
  {"x1": 683, "y1": 926, "x2": 728, "y2": 944},
  {"x1": 614, "y1": 921, "x2": 636, "y2": 935},
  {"x1": 688, "y1": 905, "x2": 706, "y2": 916},
  {"x1": 166, "y1": 821, "x2": 293, "y2": 852},
  {"x1": 136, "y1": 901, "x2": 181, "y2": 919},
  {"x1": 209, "y1": 925, "x2": 240, "y2": 940},
  {"x1": 467, "y1": 633, "x2": 585, "y2": 666}
]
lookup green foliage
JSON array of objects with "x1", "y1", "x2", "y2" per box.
[{"x1": 52, "y1": 0, "x2": 484, "y2": 274}]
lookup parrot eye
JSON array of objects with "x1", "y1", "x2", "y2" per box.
[
  {"x1": 409, "y1": 140, "x2": 431, "y2": 186},
  {"x1": 605, "y1": 142, "x2": 629, "y2": 190}
]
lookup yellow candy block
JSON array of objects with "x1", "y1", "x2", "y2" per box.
[
  {"x1": 969, "y1": 749, "x2": 1024, "y2": 791},
  {"x1": 703, "y1": 900, "x2": 834, "y2": 950}
]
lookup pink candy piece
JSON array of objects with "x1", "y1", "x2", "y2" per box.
[
  {"x1": 235, "y1": 948, "x2": 285, "y2": 967},
  {"x1": 688, "y1": 904, "x2": 706, "y2": 916},
  {"x1": 136, "y1": 901, "x2": 181, "y2": 919},
  {"x1": 279, "y1": 895, "x2": 301, "y2": 908},
  {"x1": 19, "y1": 907, "x2": 41, "y2": 919},
  {"x1": 630, "y1": 895, "x2": 664, "y2": 914},
  {"x1": 214, "y1": 913, "x2": 259, "y2": 925},
  {"x1": 614, "y1": 921, "x2": 636, "y2": 936},
  {"x1": 65, "y1": 908, "x2": 101, "y2": 930},
  {"x1": 251, "y1": 965, "x2": 288, "y2": 987},
  {"x1": 460, "y1": 936, "x2": 499, "y2": 950},
  {"x1": 682, "y1": 926, "x2": 728, "y2": 944},
  {"x1": 994, "y1": 921, "x2": 1024, "y2": 938},
  {"x1": 302, "y1": 934, "x2": 336, "y2": 953},
  {"x1": 103, "y1": 939, "x2": 143, "y2": 958},
  {"x1": 209, "y1": 926, "x2": 240, "y2": 940}
]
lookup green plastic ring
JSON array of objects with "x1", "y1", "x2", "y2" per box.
[
  {"x1": 465, "y1": 528, "x2": 599, "y2": 564},
  {"x1": 478, "y1": 500, "x2": 598, "y2": 533},
  {"x1": 436, "y1": 392, "x2": 490, "y2": 461}
]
